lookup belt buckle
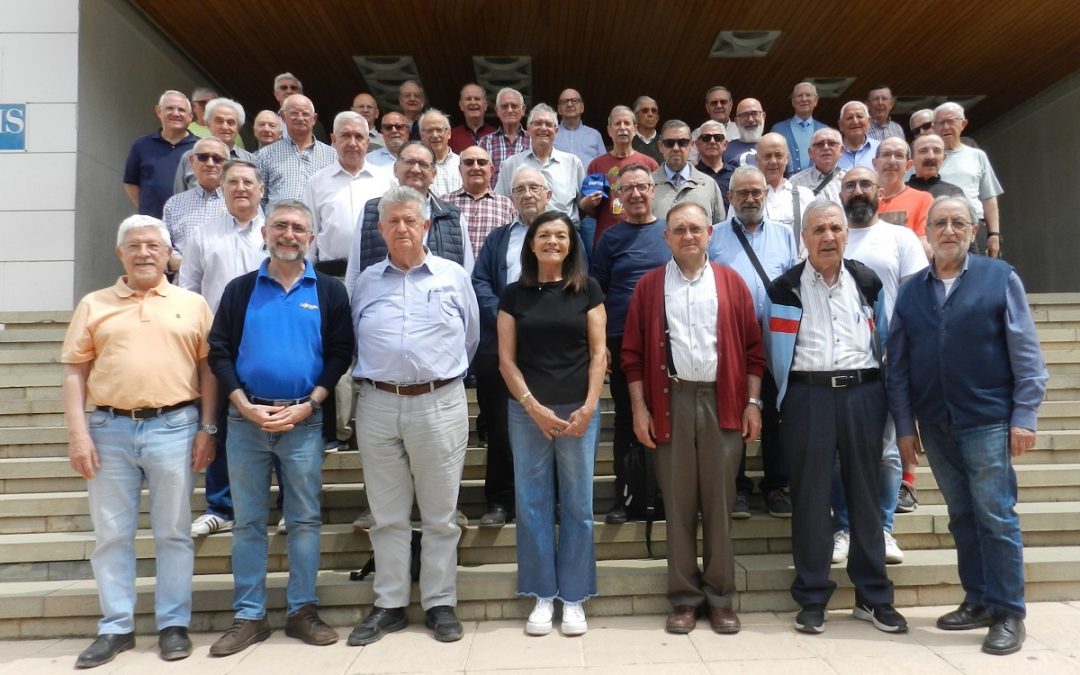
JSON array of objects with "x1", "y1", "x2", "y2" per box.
[
  {"x1": 830, "y1": 375, "x2": 849, "y2": 388},
  {"x1": 128, "y1": 408, "x2": 144, "y2": 419},
  {"x1": 393, "y1": 384, "x2": 404, "y2": 395},
  {"x1": 272, "y1": 399, "x2": 290, "y2": 407}
]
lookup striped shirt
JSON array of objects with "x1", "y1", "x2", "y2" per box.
[
  {"x1": 867, "y1": 119, "x2": 906, "y2": 141},
  {"x1": 791, "y1": 262, "x2": 878, "y2": 372},
  {"x1": 442, "y1": 188, "x2": 517, "y2": 255},
  {"x1": 431, "y1": 151, "x2": 463, "y2": 199},
  {"x1": 257, "y1": 135, "x2": 337, "y2": 206},
  {"x1": 479, "y1": 126, "x2": 530, "y2": 189},
  {"x1": 161, "y1": 185, "x2": 226, "y2": 254}
]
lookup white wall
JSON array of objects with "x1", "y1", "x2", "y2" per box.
[
  {"x1": 976, "y1": 70, "x2": 1080, "y2": 293},
  {"x1": 0, "y1": 0, "x2": 79, "y2": 311}
]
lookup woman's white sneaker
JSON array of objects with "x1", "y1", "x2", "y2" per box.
[
  {"x1": 526, "y1": 598, "x2": 554, "y2": 635},
  {"x1": 561, "y1": 601, "x2": 588, "y2": 636}
]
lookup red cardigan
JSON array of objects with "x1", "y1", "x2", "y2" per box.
[{"x1": 620, "y1": 262, "x2": 764, "y2": 441}]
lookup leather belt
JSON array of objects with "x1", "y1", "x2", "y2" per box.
[
  {"x1": 361, "y1": 378, "x2": 456, "y2": 396},
  {"x1": 788, "y1": 369, "x2": 879, "y2": 388},
  {"x1": 247, "y1": 394, "x2": 311, "y2": 407},
  {"x1": 96, "y1": 400, "x2": 196, "y2": 419}
]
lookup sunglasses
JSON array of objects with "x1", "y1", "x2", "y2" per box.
[
  {"x1": 461, "y1": 157, "x2": 491, "y2": 167},
  {"x1": 195, "y1": 153, "x2": 227, "y2": 164},
  {"x1": 382, "y1": 123, "x2": 408, "y2": 132},
  {"x1": 661, "y1": 138, "x2": 692, "y2": 149},
  {"x1": 698, "y1": 133, "x2": 726, "y2": 143},
  {"x1": 914, "y1": 122, "x2": 933, "y2": 133}
]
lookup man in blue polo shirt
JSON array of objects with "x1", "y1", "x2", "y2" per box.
[
  {"x1": 123, "y1": 90, "x2": 198, "y2": 218},
  {"x1": 207, "y1": 199, "x2": 354, "y2": 657}
]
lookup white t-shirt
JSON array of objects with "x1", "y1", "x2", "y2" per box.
[{"x1": 845, "y1": 220, "x2": 929, "y2": 319}]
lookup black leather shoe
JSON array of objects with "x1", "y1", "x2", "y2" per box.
[
  {"x1": 794, "y1": 605, "x2": 828, "y2": 634},
  {"x1": 983, "y1": 614, "x2": 1025, "y2": 655},
  {"x1": 347, "y1": 606, "x2": 407, "y2": 646},
  {"x1": 605, "y1": 505, "x2": 628, "y2": 525},
  {"x1": 158, "y1": 626, "x2": 192, "y2": 661},
  {"x1": 479, "y1": 504, "x2": 509, "y2": 528},
  {"x1": 76, "y1": 633, "x2": 134, "y2": 669},
  {"x1": 936, "y1": 602, "x2": 994, "y2": 631},
  {"x1": 425, "y1": 605, "x2": 464, "y2": 642}
]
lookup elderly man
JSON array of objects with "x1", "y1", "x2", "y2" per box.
[
  {"x1": 829, "y1": 167, "x2": 928, "y2": 567},
  {"x1": 933, "y1": 102, "x2": 1004, "y2": 257},
  {"x1": 907, "y1": 134, "x2": 966, "y2": 200},
  {"x1": 253, "y1": 110, "x2": 282, "y2": 149},
  {"x1": 764, "y1": 199, "x2": 906, "y2": 635},
  {"x1": 207, "y1": 200, "x2": 353, "y2": 656},
  {"x1": 772, "y1": 82, "x2": 828, "y2": 174},
  {"x1": 874, "y1": 137, "x2": 933, "y2": 258},
  {"x1": 731, "y1": 133, "x2": 815, "y2": 239},
  {"x1": 367, "y1": 111, "x2": 410, "y2": 167},
  {"x1": 496, "y1": 103, "x2": 585, "y2": 225},
  {"x1": 258, "y1": 94, "x2": 336, "y2": 205},
  {"x1": 719, "y1": 98, "x2": 767, "y2": 195},
  {"x1": 174, "y1": 98, "x2": 259, "y2": 193},
  {"x1": 123, "y1": 90, "x2": 197, "y2": 218},
  {"x1": 162, "y1": 137, "x2": 228, "y2": 275},
  {"x1": 346, "y1": 141, "x2": 475, "y2": 289},
  {"x1": 187, "y1": 86, "x2": 217, "y2": 138},
  {"x1": 623, "y1": 202, "x2": 764, "y2": 635},
  {"x1": 909, "y1": 109, "x2": 934, "y2": 139},
  {"x1": 704, "y1": 86, "x2": 740, "y2": 144},
  {"x1": 590, "y1": 164, "x2": 672, "y2": 525},
  {"x1": 480, "y1": 87, "x2": 530, "y2": 188},
  {"x1": 866, "y1": 85, "x2": 906, "y2": 141},
  {"x1": 631, "y1": 95, "x2": 663, "y2": 164},
  {"x1": 471, "y1": 167, "x2": 559, "y2": 527},
  {"x1": 693, "y1": 120, "x2": 728, "y2": 194},
  {"x1": 347, "y1": 185, "x2": 479, "y2": 645},
  {"x1": 63, "y1": 215, "x2": 215, "y2": 667},
  {"x1": 888, "y1": 196, "x2": 1047, "y2": 656},
  {"x1": 444, "y1": 146, "x2": 516, "y2": 256},
  {"x1": 580, "y1": 105, "x2": 659, "y2": 244},
  {"x1": 350, "y1": 92, "x2": 383, "y2": 149},
  {"x1": 838, "y1": 101, "x2": 879, "y2": 170},
  {"x1": 450, "y1": 83, "x2": 496, "y2": 153},
  {"x1": 790, "y1": 128, "x2": 847, "y2": 206},
  {"x1": 399, "y1": 79, "x2": 426, "y2": 140},
  {"x1": 303, "y1": 111, "x2": 393, "y2": 275},
  {"x1": 554, "y1": 88, "x2": 606, "y2": 168},
  {"x1": 421, "y1": 109, "x2": 463, "y2": 198},
  {"x1": 710, "y1": 166, "x2": 798, "y2": 518},
  {"x1": 652, "y1": 120, "x2": 724, "y2": 224},
  {"x1": 270, "y1": 73, "x2": 328, "y2": 143}
]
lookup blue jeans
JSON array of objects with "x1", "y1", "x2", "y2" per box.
[
  {"x1": 227, "y1": 405, "x2": 324, "y2": 618},
  {"x1": 508, "y1": 399, "x2": 599, "y2": 603},
  {"x1": 832, "y1": 415, "x2": 901, "y2": 532},
  {"x1": 86, "y1": 405, "x2": 197, "y2": 633},
  {"x1": 920, "y1": 422, "x2": 1025, "y2": 618},
  {"x1": 579, "y1": 216, "x2": 596, "y2": 263}
]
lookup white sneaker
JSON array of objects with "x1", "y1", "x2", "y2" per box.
[
  {"x1": 883, "y1": 530, "x2": 904, "y2": 564},
  {"x1": 277, "y1": 517, "x2": 287, "y2": 535},
  {"x1": 561, "y1": 601, "x2": 588, "y2": 636},
  {"x1": 832, "y1": 530, "x2": 850, "y2": 564},
  {"x1": 525, "y1": 598, "x2": 554, "y2": 635},
  {"x1": 191, "y1": 513, "x2": 233, "y2": 537}
]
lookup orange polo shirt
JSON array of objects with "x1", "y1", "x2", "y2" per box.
[{"x1": 61, "y1": 276, "x2": 213, "y2": 409}]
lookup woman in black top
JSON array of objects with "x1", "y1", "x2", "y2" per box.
[{"x1": 498, "y1": 211, "x2": 606, "y2": 637}]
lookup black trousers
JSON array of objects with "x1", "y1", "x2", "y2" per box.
[
  {"x1": 473, "y1": 353, "x2": 514, "y2": 511},
  {"x1": 781, "y1": 377, "x2": 893, "y2": 608},
  {"x1": 736, "y1": 370, "x2": 787, "y2": 495},
  {"x1": 607, "y1": 335, "x2": 633, "y2": 507}
]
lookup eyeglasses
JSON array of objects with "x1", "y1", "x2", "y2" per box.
[
  {"x1": 735, "y1": 110, "x2": 763, "y2": 121},
  {"x1": 670, "y1": 226, "x2": 707, "y2": 237},
  {"x1": 382, "y1": 124, "x2": 408, "y2": 133},
  {"x1": 928, "y1": 217, "x2": 973, "y2": 232},
  {"x1": 661, "y1": 138, "x2": 692, "y2": 149},
  {"x1": 558, "y1": 97, "x2": 582, "y2": 106},
  {"x1": 636, "y1": 107, "x2": 658, "y2": 114},
  {"x1": 876, "y1": 151, "x2": 907, "y2": 161},
  {"x1": 512, "y1": 184, "x2": 545, "y2": 196},
  {"x1": 195, "y1": 152, "x2": 227, "y2": 164},
  {"x1": 497, "y1": 102, "x2": 522, "y2": 111},
  {"x1": 934, "y1": 117, "x2": 964, "y2": 127},
  {"x1": 284, "y1": 110, "x2": 314, "y2": 120},
  {"x1": 733, "y1": 188, "x2": 765, "y2": 200},
  {"x1": 708, "y1": 99, "x2": 732, "y2": 107},
  {"x1": 461, "y1": 157, "x2": 491, "y2": 167},
  {"x1": 914, "y1": 122, "x2": 933, "y2": 133},
  {"x1": 841, "y1": 179, "x2": 878, "y2": 193},
  {"x1": 269, "y1": 222, "x2": 311, "y2": 235},
  {"x1": 811, "y1": 140, "x2": 841, "y2": 149},
  {"x1": 123, "y1": 242, "x2": 165, "y2": 254},
  {"x1": 422, "y1": 126, "x2": 449, "y2": 135},
  {"x1": 698, "y1": 133, "x2": 726, "y2": 143},
  {"x1": 616, "y1": 183, "x2": 654, "y2": 196},
  {"x1": 399, "y1": 157, "x2": 434, "y2": 171},
  {"x1": 193, "y1": 99, "x2": 213, "y2": 106}
]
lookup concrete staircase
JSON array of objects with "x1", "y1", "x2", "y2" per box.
[{"x1": 1, "y1": 296, "x2": 1079, "y2": 638}]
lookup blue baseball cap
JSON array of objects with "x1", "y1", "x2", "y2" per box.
[{"x1": 581, "y1": 173, "x2": 610, "y2": 199}]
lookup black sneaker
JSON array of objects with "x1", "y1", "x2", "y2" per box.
[
  {"x1": 347, "y1": 606, "x2": 408, "y2": 646},
  {"x1": 605, "y1": 504, "x2": 628, "y2": 525},
  {"x1": 794, "y1": 605, "x2": 828, "y2": 634},
  {"x1": 731, "y1": 492, "x2": 751, "y2": 520},
  {"x1": 853, "y1": 602, "x2": 908, "y2": 633},
  {"x1": 765, "y1": 490, "x2": 792, "y2": 518},
  {"x1": 425, "y1": 605, "x2": 464, "y2": 642},
  {"x1": 896, "y1": 481, "x2": 918, "y2": 513}
]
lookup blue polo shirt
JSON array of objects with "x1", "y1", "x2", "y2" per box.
[
  {"x1": 236, "y1": 259, "x2": 323, "y2": 400},
  {"x1": 123, "y1": 130, "x2": 197, "y2": 218},
  {"x1": 589, "y1": 218, "x2": 670, "y2": 338}
]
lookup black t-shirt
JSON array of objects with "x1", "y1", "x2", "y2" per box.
[{"x1": 499, "y1": 277, "x2": 604, "y2": 405}]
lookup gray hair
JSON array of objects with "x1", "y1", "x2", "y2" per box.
[
  {"x1": 607, "y1": 105, "x2": 635, "y2": 127},
  {"x1": 909, "y1": 108, "x2": 933, "y2": 127},
  {"x1": 928, "y1": 195, "x2": 977, "y2": 225},
  {"x1": 378, "y1": 185, "x2": 430, "y2": 221},
  {"x1": 661, "y1": 119, "x2": 691, "y2": 135},
  {"x1": 420, "y1": 108, "x2": 452, "y2": 130},
  {"x1": 157, "y1": 90, "x2": 189, "y2": 110},
  {"x1": 193, "y1": 136, "x2": 228, "y2": 154},
  {"x1": 811, "y1": 127, "x2": 842, "y2": 144},
  {"x1": 266, "y1": 198, "x2": 313, "y2": 225},
  {"x1": 802, "y1": 199, "x2": 847, "y2": 231},
  {"x1": 839, "y1": 100, "x2": 870, "y2": 119},
  {"x1": 191, "y1": 86, "x2": 217, "y2": 100},
  {"x1": 632, "y1": 95, "x2": 656, "y2": 112},
  {"x1": 333, "y1": 110, "x2": 369, "y2": 136},
  {"x1": 527, "y1": 103, "x2": 558, "y2": 126},
  {"x1": 511, "y1": 165, "x2": 549, "y2": 189},
  {"x1": 274, "y1": 72, "x2": 302, "y2": 90},
  {"x1": 205, "y1": 97, "x2": 246, "y2": 127},
  {"x1": 496, "y1": 87, "x2": 525, "y2": 107},
  {"x1": 116, "y1": 214, "x2": 171, "y2": 248},
  {"x1": 730, "y1": 165, "x2": 766, "y2": 187},
  {"x1": 792, "y1": 81, "x2": 818, "y2": 97},
  {"x1": 705, "y1": 85, "x2": 732, "y2": 100},
  {"x1": 934, "y1": 101, "x2": 966, "y2": 120}
]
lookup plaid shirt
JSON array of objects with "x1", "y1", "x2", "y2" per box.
[
  {"x1": 443, "y1": 188, "x2": 517, "y2": 255},
  {"x1": 479, "y1": 126, "x2": 530, "y2": 189},
  {"x1": 161, "y1": 185, "x2": 226, "y2": 254},
  {"x1": 257, "y1": 135, "x2": 337, "y2": 206},
  {"x1": 867, "y1": 118, "x2": 906, "y2": 141}
]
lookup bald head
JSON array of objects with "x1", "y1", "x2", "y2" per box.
[{"x1": 756, "y1": 132, "x2": 789, "y2": 186}]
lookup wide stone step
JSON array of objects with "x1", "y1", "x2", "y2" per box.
[
  {"x1": 910, "y1": 463, "x2": 1080, "y2": 506},
  {"x1": 1, "y1": 545, "x2": 1078, "y2": 638}
]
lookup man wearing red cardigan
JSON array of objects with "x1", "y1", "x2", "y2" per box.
[{"x1": 622, "y1": 201, "x2": 765, "y2": 635}]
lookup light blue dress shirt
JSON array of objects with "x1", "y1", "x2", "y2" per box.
[{"x1": 707, "y1": 217, "x2": 798, "y2": 319}]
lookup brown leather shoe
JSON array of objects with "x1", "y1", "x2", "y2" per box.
[
  {"x1": 665, "y1": 605, "x2": 698, "y2": 634},
  {"x1": 285, "y1": 604, "x2": 339, "y2": 646},
  {"x1": 209, "y1": 617, "x2": 271, "y2": 657},
  {"x1": 709, "y1": 606, "x2": 741, "y2": 634}
]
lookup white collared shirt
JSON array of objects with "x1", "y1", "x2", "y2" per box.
[
  {"x1": 302, "y1": 160, "x2": 393, "y2": 261},
  {"x1": 431, "y1": 150, "x2": 463, "y2": 199},
  {"x1": 179, "y1": 212, "x2": 268, "y2": 312},
  {"x1": 664, "y1": 259, "x2": 718, "y2": 382},
  {"x1": 791, "y1": 262, "x2": 878, "y2": 372}
]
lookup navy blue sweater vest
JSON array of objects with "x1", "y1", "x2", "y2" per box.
[{"x1": 356, "y1": 197, "x2": 465, "y2": 273}]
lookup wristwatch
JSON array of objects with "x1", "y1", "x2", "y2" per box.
[
  {"x1": 200, "y1": 424, "x2": 218, "y2": 436},
  {"x1": 308, "y1": 398, "x2": 322, "y2": 412},
  {"x1": 747, "y1": 397, "x2": 763, "y2": 409}
]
